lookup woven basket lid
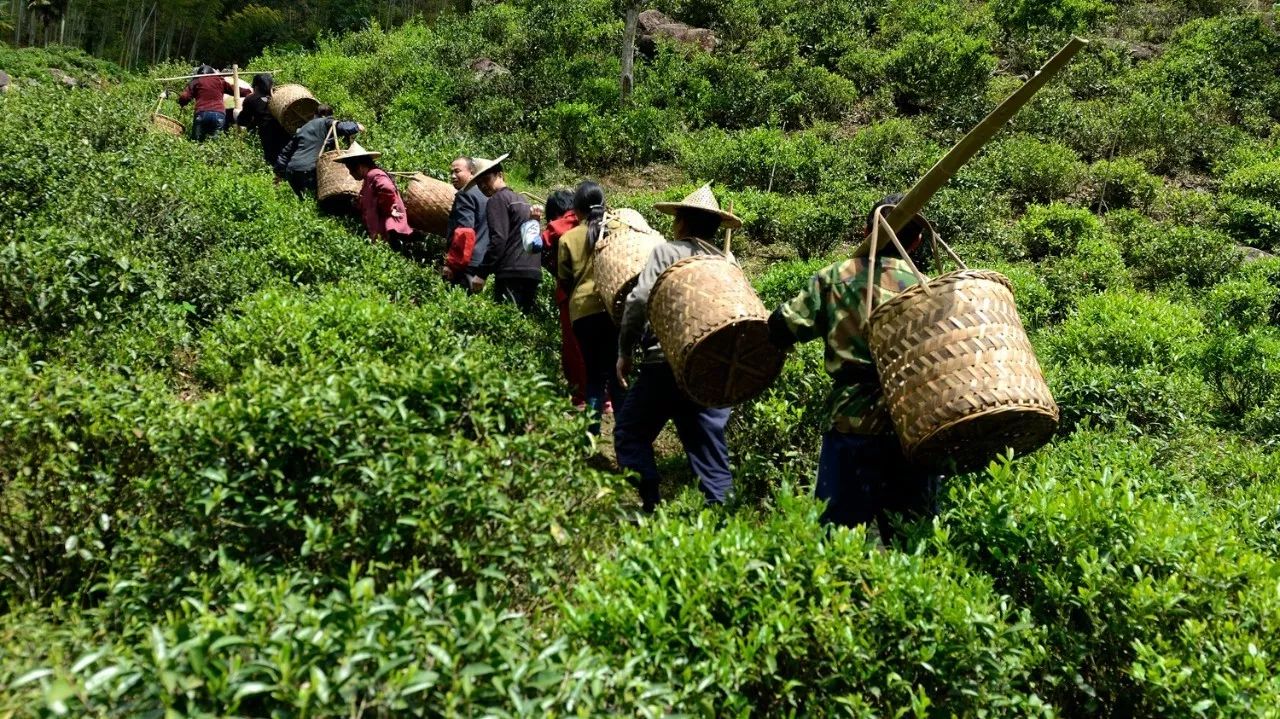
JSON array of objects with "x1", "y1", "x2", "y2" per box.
[{"x1": 653, "y1": 182, "x2": 742, "y2": 229}]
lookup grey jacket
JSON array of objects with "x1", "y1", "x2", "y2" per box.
[
  {"x1": 619, "y1": 237, "x2": 732, "y2": 365},
  {"x1": 275, "y1": 117, "x2": 360, "y2": 174}
]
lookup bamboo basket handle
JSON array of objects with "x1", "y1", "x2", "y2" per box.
[
  {"x1": 323, "y1": 119, "x2": 338, "y2": 152},
  {"x1": 864, "y1": 205, "x2": 934, "y2": 322},
  {"x1": 152, "y1": 94, "x2": 166, "y2": 115},
  {"x1": 723, "y1": 201, "x2": 735, "y2": 254}
]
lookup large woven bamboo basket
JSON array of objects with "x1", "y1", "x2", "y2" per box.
[
  {"x1": 648, "y1": 254, "x2": 786, "y2": 408},
  {"x1": 404, "y1": 173, "x2": 455, "y2": 237},
  {"x1": 316, "y1": 148, "x2": 360, "y2": 215},
  {"x1": 595, "y1": 209, "x2": 666, "y2": 322},
  {"x1": 268, "y1": 84, "x2": 319, "y2": 134},
  {"x1": 869, "y1": 269, "x2": 1058, "y2": 471},
  {"x1": 151, "y1": 113, "x2": 185, "y2": 136}
]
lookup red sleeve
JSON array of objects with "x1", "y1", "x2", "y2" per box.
[
  {"x1": 177, "y1": 82, "x2": 195, "y2": 107},
  {"x1": 446, "y1": 228, "x2": 476, "y2": 272}
]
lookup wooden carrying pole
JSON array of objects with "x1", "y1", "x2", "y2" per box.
[
  {"x1": 153, "y1": 69, "x2": 281, "y2": 82},
  {"x1": 232, "y1": 64, "x2": 242, "y2": 125},
  {"x1": 723, "y1": 201, "x2": 735, "y2": 254},
  {"x1": 877, "y1": 36, "x2": 1088, "y2": 244}
]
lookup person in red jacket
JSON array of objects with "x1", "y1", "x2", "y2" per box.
[
  {"x1": 335, "y1": 143, "x2": 413, "y2": 246},
  {"x1": 172, "y1": 65, "x2": 235, "y2": 142},
  {"x1": 541, "y1": 190, "x2": 588, "y2": 408}
]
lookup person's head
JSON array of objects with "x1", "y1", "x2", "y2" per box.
[
  {"x1": 315, "y1": 104, "x2": 334, "y2": 119},
  {"x1": 342, "y1": 157, "x2": 377, "y2": 181},
  {"x1": 545, "y1": 190, "x2": 574, "y2": 222},
  {"x1": 475, "y1": 163, "x2": 506, "y2": 197},
  {"x1": 450, "y1": 156, "x2": 476, "y2": 190},
  {"x1": 864, "y1": 193, "x2": 932, "y2": 268},
  {"x1": 251, "y1": 73, "x2": 273, "y2": 97},
  {"x1": 672, "y1": 209, "x2": 722, "y2": 241},
  {"x1": 573, "y1": 181, "x2": 607, "y2": 249},
  {"x1": 194, "y1": 64, "x2": 216, "y2": 76}
]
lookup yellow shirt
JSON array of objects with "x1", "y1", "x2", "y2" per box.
[{"x1": 557, "y1": 224, "x2": 608, "y2": 322}]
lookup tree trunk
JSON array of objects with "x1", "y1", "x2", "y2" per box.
[{"x1": 620, "y1": 4, "x2": 638, "y2": 105}]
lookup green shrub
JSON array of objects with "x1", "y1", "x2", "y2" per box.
[
  {"x1": 563, "y1": 490, "x2": 1052, "y2": 716},
  {"x1": 1019, "y1": 202, "x2": 1104, "y2": 259},
  {"x1": 1046, "y1": 361, "x2": 1210, "y2": 435},
  {"x1": 1087, "y1": 157, "x2": 1161, "y2": 211},
  {"x1": 1221, "y1": 161, "x2": 1280, "y2": 250},
  {"x1": 989, "y1": 0, "x2": 1113, "y2": 36},
  {"x1": 883, "y1": 30, "x2": 996, "y2": 113},
  {"x1": 1121, "y1": 224, "x2": 1241, "y2": 290},
  {"x1": 942, "y1": 440, "x2": 1280, "y2": 714},
  {"x1": 1038, "y1": 235, "x2": 1131, "y2": 318},
  {"x1": 1044, "y1": 291, "x2": 1204, "y2": 370},
  {"x1": 1202, "y1": 328, "x2": 1280, "y2": 419},
  {"x1": 970, "y1": 136, "x2": 1087, "y2": 207}
]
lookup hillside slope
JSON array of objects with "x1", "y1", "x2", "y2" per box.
[{"x1": 2, "y1": 1, "x2": 1280, "y2": 714}]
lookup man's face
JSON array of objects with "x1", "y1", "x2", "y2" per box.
[
  {"x1": 345, "y1": 163, "x2": 369, "y2": 181},
  {"x1": 449, "y1": 159, "x2": 471, "y2": 190},
  {"x1": 476, "y1": 172, "x2": 498, "y2": 197}
]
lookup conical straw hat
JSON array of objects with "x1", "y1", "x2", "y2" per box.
[
  {"x1": 334, "y1": 142, "x2": 382, "y2": 164},
  {"x1": 653, "y1": 182, "x2": 742, "y2": 229},
  {"x1": 463, "y1": 152, "x2": 510, "y2": 190}
]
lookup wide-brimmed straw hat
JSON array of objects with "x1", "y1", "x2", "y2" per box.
[
  {"x1": 334, "y1": 142, "x2": 382, "y2": 164},
  {"x1": 852, "y1": 202, "x2": 935, "y2": 258},
  {"x1": 653, "y1": 182, "x2": 742, "y2": 229},
  {"x1": 463, "y1": 152, "x2": 510, "y2": 190}
]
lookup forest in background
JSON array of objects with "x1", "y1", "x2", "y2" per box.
[{"x1": 2, "y1": 0, "x2": 1280, "y2": 714}]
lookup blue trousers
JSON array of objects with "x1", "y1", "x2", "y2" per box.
[
  {"x1": 572, "y1": 313, "x2": 625, "y2": 435},
  {"x1": 192, "y1": 110, "x2": 225, "y2": 142},
  {"x1": 615, "y1": 362, "x2": 732, "y2": 510},
  {"x1": 817, "y1": 431, "x2": 941, "y2": 543}
]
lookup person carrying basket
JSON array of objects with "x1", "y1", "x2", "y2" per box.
[{"x1": 766, "y1": 194, "x2": 943, "y2": 545}]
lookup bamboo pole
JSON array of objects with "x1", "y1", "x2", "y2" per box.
[
  {"x1": 153, "y1": 69, "x2": 281, "y2": 82},
  {"x1": 231, "y1": 63, "x2": 241, "y2": 127},
  {"x1": 862, "y1": 37, "x2": 1088, "y2": 256},
  {"x1": 723, "y1": 201, "x2": 735, "y2": 254}
]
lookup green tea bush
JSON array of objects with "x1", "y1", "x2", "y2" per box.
[
  {"x1": 1043, "y1": 290, "x2": 1204, "y2": 370},
  {"x1": 0, "y1": 360, "x2": 173, "y2": 609},
  {"x1": 1087, "y1": 157, "x2": 1161, "y2": 211},
  {"x1": 1201, "y1": 328, "x2": 1280, "y2": 419},
  {"x1": 1038, "y1": 235, "x2": 1131, "y2": 318},
  {"x1": 130, "y1": 359, "x2": 605, "y2": 591},
  {"x1": 969, "y1": 135, "x2": 1087, "y2": 207},
  {"x1": 1019, "y1": 202, "x2": 1104, "y2": 259},
  {"x1": 1204, "y1": 274, "x2": 1280, "y2": 330},
  {"x1": 1046, "y1": 360, "x2": 1210, "y2": 434},
  {"x1": 1120, "y1": 223, "x2": 1241, "y2": 290},
  {"x1": 1, "y1": 565, "x2": 669, "y2": 717},
  {"x1": 883, "y1": 30, "x2": 996, "y2": 114},
  {"x1": 563, "y1": 490, "x2": 1052, "y2": 716},
  {"x1": 942, "y1": 439, "x2": 1280, "y2": 714},
  {"x1": 989, "y1": 0, "x2": 1112, "y2": 37},
  {"x1": 1221, "y1": 161, "x2": 1280, "y2": 250}
]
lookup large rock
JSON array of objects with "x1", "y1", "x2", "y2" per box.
[
  {"x1": 0, "y1": 70, "x2": 10, "y2": 93},
  {"x1": 48, "y1": 67, "x2": 78, "y2": 87},
  {"x1": 469, "y1": 58, "x2": 510, "y2": 82},
  {"x1": 1238, "y1": 245, "x2": 1276, "y2": 264},
  {"x1": 638, "y1": 10, "x2": 717, "y2": 53}
]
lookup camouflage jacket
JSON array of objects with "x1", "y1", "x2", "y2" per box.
[{"x1": 772, "y1": 257, "x2": 920, "y2": 434}]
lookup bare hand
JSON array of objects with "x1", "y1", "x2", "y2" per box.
[
  {"x1": 391, "y1": 207, "x2": 404, "y2": 219},
  {"x1": 440, "y1": 266, "x2": 455, "y2": 281},
  {"x1": 529, "y1": 204, "x2": 544, "y2": 221},
  {"x1": 468, "y1": 275, "x2": 486, "y2": 293},
  {"x1": 616, "y1": 356, "x2": 633, "y2": 389},
  {"x1": 273, "y1": 175, "x2": 282, "y2": 186}
]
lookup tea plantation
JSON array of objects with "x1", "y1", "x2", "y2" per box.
[{"x1": 2, "y1": 0, "x2": 1279, "y2": 714}]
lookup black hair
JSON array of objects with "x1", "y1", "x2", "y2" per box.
[
  {"x1": 316, "y1": 104, "x2": 334, "y2": 118},
  {"x1": 545, "y1": 189, "x2": 574, "y2": 222},
  {"x1": 251, "y1": 73, "x2": 273, "y2": 97},
  {"x1": 195, "y1": 64, "x2": 216, "y2": 76},
  {"x1": 455, "y1": 156, "x2": 478, "y2": 173},
  {"x1": 573, "y1": 181, "x2": 607, "y2": 250},
  {"x1": 866, "y1": 193, "x2": 932, "y2": 270},
  {"x1": 675, "y1": 209, "x2": 722, "y2": 241}
]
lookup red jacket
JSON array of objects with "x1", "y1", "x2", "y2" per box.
[
  {"x1": 178, "y1": 75, "x2": 232, "y2": 115},
  {"x1": 543, "y1": 210, "x2": 579, "y2": 304},
  {"x1": 358, "y1": 168, "x2": 413, "y2": 241}
]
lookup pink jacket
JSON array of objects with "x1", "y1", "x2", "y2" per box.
[{"x1": 358, "y1": 168, "x2": 413, "y2": 241}]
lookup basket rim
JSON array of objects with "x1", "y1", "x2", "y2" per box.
[
  {"x1": 871, "y1": 268, "x2": 1015, "y2": 325},
  {"x1": 905, "y1": 403, "x2": 1060, "y2": 464}
]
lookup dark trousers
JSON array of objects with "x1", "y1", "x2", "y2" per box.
[
  {"x1": 193, "y1": 110, "x2": 226, "y2": 142},
  {"x1": 615, "y1": 362, "x2": 732, "y2": 510},
  {"x1": 572, "y1": 312, "x2": 625, "y2": 434},
  {"x1": 817, "y1": 431, "x2": 941, "y2": 544},
  {"x1": 493, "y1": 277, "x2": 539, "y2": 315},
  {"x1": 286, "y1": 169, "x2": 317, "y2": 199}
]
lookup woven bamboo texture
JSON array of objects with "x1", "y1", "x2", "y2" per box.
[
  {"x1": 594, "y1": 209, "x2": 665, "y2": 323},
  {"x1": 648, "y1": 254, "x2": 786, "y2": 408},
  {"x1": 268, "y1": 84, "x2": 319, "y2": 133},
  {"x1": 869, "y1": 269, "x2": 1058, "y2": 471},
  {"x1": 316, "y1": 149, "x2": 360, "y2": 214},
  {"x1": 151, "y1": 113, "x2": 185, "y2": 136},
  {"x1": 404, "y1": 173, "x2": 455, "y2": 237}
]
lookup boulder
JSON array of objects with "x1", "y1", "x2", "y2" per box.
[
  {"x1": 469, "y1": 58, "x2": 510, "y2": 81},
  {"x1": 1238, "y1": 245, "x2": 1276, "y2": 264},
  {"x1": 638, "y1": 10, "x2": 717, "y2": 53},
  {"x1": 48, "y1": 67, "x2": 78, "y2": 87},
  {"x1": 0, "y1": 70, "x2": 10, "y2": 91}
]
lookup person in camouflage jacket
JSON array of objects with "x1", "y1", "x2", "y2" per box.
[{"x1": 767, "y1": 194, "x2": 943, "y2": 545}]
